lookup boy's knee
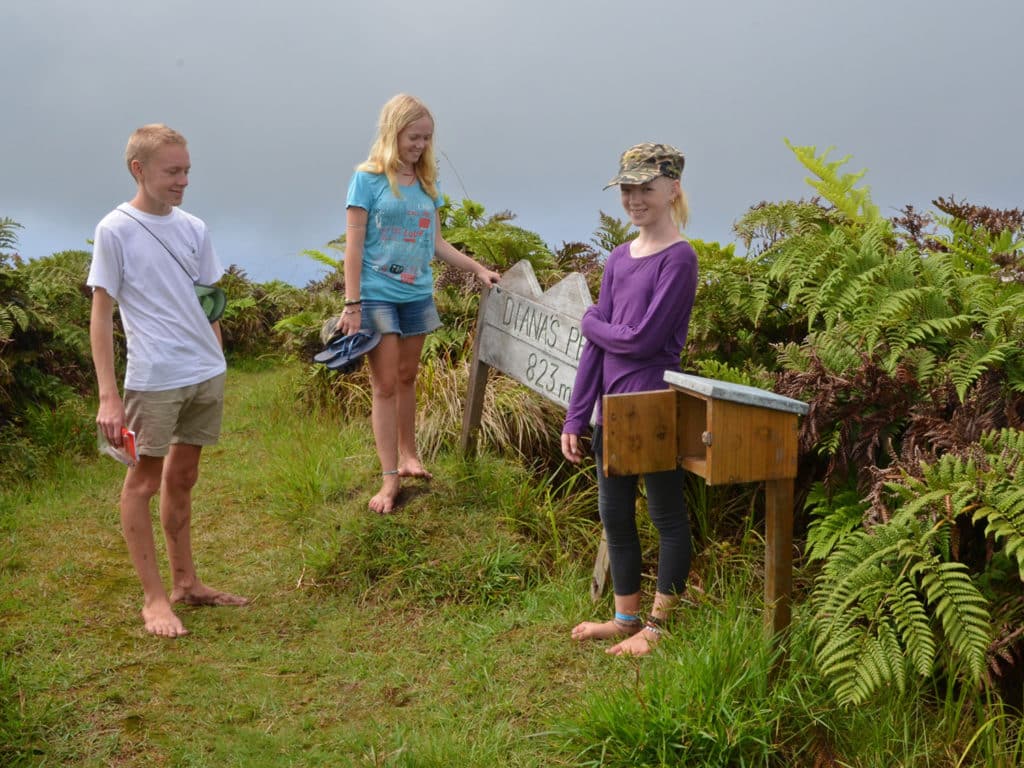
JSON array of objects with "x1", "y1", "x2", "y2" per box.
[
  {"x1": 164, "y1": 466, "x2": 199, "y2": 493},
  {"x1": 123, "y1": 468, "x2": 162, "y2": 500}
]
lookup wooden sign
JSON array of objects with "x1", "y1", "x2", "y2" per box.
[
  {"x1": 476, "y1": 260, "x2": 592, "y2": 408},
  {"x1": 461, "y1": 261, "x2": 592, "y2": 454}
]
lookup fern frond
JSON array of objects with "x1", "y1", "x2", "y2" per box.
[
  {"x1": 0, "y1": 303, "x2": 30, "y2": 341},
  {"x1": 914, "y1": 560, "x2": 990, "y2": 681},
  {"x1": 804, "y1": 483, "x2": 868, "y2": 562},
  {"x1": 302, "y1": 249, "x2": 341, "y2": 271},
  {"x1": 892, "y1": 578, "x2": 936, "y2": 676},
  {"x1": 973, "y1": 473, "x2": 1024, "y2": 580},
  {"x1": 784, "y1": 141, "x2": 882, "y2": 224},
  {"x1": 946, "y1": 337, "x2": 1014, "y2": 401}
]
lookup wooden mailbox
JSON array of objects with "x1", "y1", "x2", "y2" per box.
[{"x1": 602, "y1": 371, "x2": 809, "y2": 636}]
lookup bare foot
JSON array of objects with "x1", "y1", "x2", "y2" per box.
[
  {"x1": 571, "y1": 619, "x2": 639, "y2": 641},
  {"x1": 369, "y1": 473, "x2": 401, "y2": 514},
  {"x1": 398, "y1": 458, "x2": 432, "y2": 480},
  {"x1": 607, "y1": 626, "x2": 659, "y2": 656},
  {"x1": 141, "y1": 599, "x2": 189, "y2": 638},
  {"x1": 170, "y1": 583, "x2": 249, "y2": 607}
]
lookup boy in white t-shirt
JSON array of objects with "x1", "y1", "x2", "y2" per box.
[{"x1": 88, "y1": 124, "x2": 247, "y2": 638}]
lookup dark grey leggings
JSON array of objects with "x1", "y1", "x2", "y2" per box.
[{"x1": 593, "y1": 426, "x2": 692, "y2": 596}]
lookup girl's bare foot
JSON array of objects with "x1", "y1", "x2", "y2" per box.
[
  {"x1": 608, "y1": 626, "x2": 660, "y2": 656},
  {"x1": 398, "y1": 458, "x2": 432, "y2": 480},
  {"x1": 369, "y1": 472, "x2": 401, "y2": 514},
  {"x1": 141, "y1": 599, "x2": 189, "y2": 638},
  {"x1": 571, "y1": 618, "x2": 642, "y2": 641}
]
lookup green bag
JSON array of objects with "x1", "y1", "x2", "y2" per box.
[{"x1": 194, "y1": 285, "x2": 227, "y2": 323}]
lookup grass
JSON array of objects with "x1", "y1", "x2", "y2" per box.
[
  {"x1": 2, "y1": 359, "x2": 1021, "y2": 766},
  {"x1": 0, "y1": 360, "x2": 619, "y2": 766}
]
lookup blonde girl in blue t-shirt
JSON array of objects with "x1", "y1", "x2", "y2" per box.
[{"x1": 338, "y1": 93, "x2": 500, "y2": 514}]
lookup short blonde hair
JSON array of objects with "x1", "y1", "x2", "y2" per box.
[
  {"x1": 125, "y1": 124, "x2": 187, "y2": 180},
  {"x1": 356, "y1": 94, "x2": 439, "y2": 199}
]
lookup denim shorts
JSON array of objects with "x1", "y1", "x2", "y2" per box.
[{"x1": 361, "y1": 296, "x2": 442, "y2": 338}]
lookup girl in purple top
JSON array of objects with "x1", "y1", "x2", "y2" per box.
[{"x1": 561, "y1": 143, "x2": 698, "y2": 656}]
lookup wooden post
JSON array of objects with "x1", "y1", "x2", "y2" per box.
[
  {"x1": 590, "y1": 533, "x2": 610, "y2": 602},
  {"x1": 459, "y1": 285, "x2": 493, "y2": 458},
  {"x1": 764, "y1": 478, "x2": 794, "y2": 636}
]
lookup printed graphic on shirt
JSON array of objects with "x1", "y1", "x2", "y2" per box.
[{"x1": 373, "y1": 200, "x2": 434, "y2": 285}]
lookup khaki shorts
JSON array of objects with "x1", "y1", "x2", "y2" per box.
[{"x1": 124, "y1": 373, "x2": 226, "y2": 457}]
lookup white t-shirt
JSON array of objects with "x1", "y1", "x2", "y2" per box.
[{"x1": 87, "y1": 203, "x2": 226, "y2": 391}]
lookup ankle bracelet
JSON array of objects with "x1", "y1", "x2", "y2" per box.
[
  {"x1": 382, "y1": 469, "x2": 399, "y2": 476},
  {"x1": 613, "y1": 611, "x2": 642, "y2": 629},
  {"x1": 643, "y1": 613, "x2": 666, "y2": 636}
]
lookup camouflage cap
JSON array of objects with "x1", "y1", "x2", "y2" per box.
[{"x1": 604, "y1": 143, "x2": 685, "y2": 189}]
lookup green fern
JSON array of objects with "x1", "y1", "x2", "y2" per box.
[
  {"x1": 0, "y1": 217, "x2": 23, "y2": 254},
  {"x1": 811, "y1": 504, "x2": 991, "y2": 706},
  {"x1": 946, "y1": 338, "x2": 1014, "y2": 401},
  {"x1": 0, "y1": 302, "x2": 29, "y2": 342},
  {"x1": 590, "y1": 210, "x2": 637, "y2": 255},
  {"x1": 302, "y1": 248, "x2": 341, "y2": 271},
  {"x1": 804, "y1": 482, "x2": 869, "y2": 562},
  {"x1": 784, "y1": 141, "x2": 882, "y2": 225},
  {"x1": 814, "y1": 428, "x2": 1024, "y2": 704}
]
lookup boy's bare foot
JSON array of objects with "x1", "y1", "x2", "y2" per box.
[
  {"x1": 141, "y1": 599, "x2": 189, "y2": 638},
  {"x1": 607, "y1": 626, "x2": 659, "y2": 656},
  {"x1": 369, "y1": 473, "x2": 401, "y2": 514},
  {"x1": 171, "y1": 583, "x2": 249, "y2": 607},
  {"x1": 398, "y1": 458, "x2": 432, "y2": 480},
  {"x1": 571, "y1": 618, "x2": 640, "y2": 641}
]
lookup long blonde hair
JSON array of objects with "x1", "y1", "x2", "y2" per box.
[{"x1": 356, "y1": 94, "x2": 439, "y2": 199}]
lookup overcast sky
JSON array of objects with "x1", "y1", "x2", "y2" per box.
[{"x1": 4, "y1": 0, "x2": 1022, "y2": 286}]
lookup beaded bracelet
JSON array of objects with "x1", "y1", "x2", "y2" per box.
[
  {"x1": 643, "y1": 614, "x2": 666, "y2": 636},
  {"x1": 643, "y1": 622, "x2": 662, "y2": 637}
]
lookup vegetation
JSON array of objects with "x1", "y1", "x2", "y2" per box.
[{"x1": 2, "y1": 143, "x2": 1023, "y2": 764}]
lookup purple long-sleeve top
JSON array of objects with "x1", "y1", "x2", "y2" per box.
[{"x1": 562, "y1": 240, "x2": 698, "y2": 435}]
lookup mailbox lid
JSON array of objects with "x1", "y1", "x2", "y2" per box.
[{"x1": 664, "y1": 371, "x2": 809, "y2": 416}]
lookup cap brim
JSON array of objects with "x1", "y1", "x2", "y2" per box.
[{"x1": 603, "y1": 170, "x2": 662, "y2": 190}]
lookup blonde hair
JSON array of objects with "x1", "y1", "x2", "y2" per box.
[
  {"x1": 356, "y1": 94, "x2": 439, "y2": 199},
  {"x1": 672, "y1": 186, "x2": 690, "y2": 230},
  {"x1": 125, "y1": 124, "x2": 187, "y2": 180}
]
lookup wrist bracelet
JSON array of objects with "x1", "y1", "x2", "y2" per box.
[
  {"x1": 342, "y1": 308, "x2": 361, "y2": 316},
  {"x1": 344, "y1": 299, "x2": 362, "y2": 305}
]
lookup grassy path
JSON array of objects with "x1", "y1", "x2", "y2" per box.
[{"x1": 2, "y1": 361, "x2": 616, "y2": 767}]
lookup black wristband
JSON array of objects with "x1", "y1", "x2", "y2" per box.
[{"x1": 344, "y1": 299, "x2": 361, "y2": 306}]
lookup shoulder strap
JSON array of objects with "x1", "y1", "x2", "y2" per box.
[{"x1": 116, "y1": 207, "x2": 197, "y2": 283}]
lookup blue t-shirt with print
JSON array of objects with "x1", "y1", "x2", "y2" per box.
[{"x1": 346, "y1": 171, "x2": 444, "y2": 302}]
